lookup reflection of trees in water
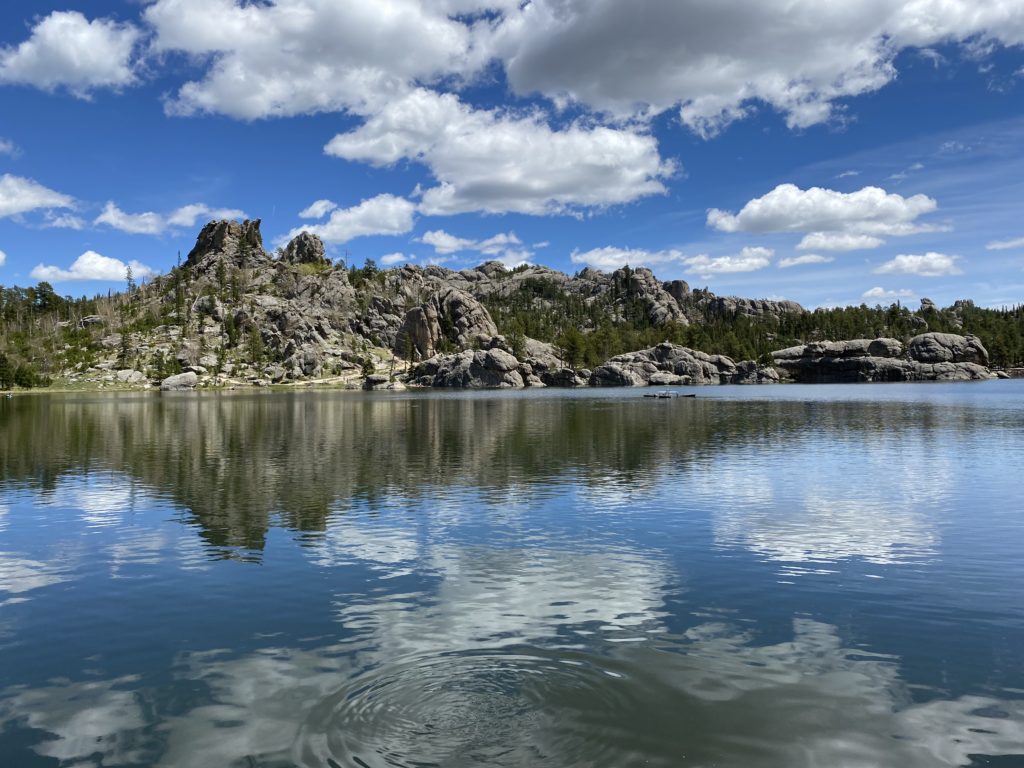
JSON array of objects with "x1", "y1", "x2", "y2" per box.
[{"x1": 0, "y1": 393, "x2": 994, "y2": 552}]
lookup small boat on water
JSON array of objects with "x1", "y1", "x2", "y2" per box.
[{"x1": 643, "y1": 390, "x2": 696, "y2": 399}]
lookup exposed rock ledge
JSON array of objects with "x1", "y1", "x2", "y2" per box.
[
  {"x1": 411, "y1": 332, "x2": 994, "y2": 389},
  {"x1": 772, "y1": 333, "x2": 993, "y2": 383},
  {"x1": 412, "y1": 339, "x2": 776, "y2": 389}
]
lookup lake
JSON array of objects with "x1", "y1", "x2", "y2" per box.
[{"x1": 1, "y1": 382, "x2": 1023, "y2": 767}]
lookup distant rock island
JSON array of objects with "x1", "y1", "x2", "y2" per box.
[{"x1": 1, "y1": 218, "x2": 1019, "y2": 391}]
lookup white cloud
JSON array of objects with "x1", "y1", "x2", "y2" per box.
[
  {"x1": 874, "y1": 252, "x2": 962, "y2": 277},
  {"x1": 797, "y1": 232, "x2": 886, "y2": 251},
  {"x1": 95, "y1": 202, "x2": 246, "y2": 235},
  {"x1": 483, "y1": 0, "x2": 1024, "y2": 134},
  {"x1": 166, "y1": 203, "x2": 246, "y2": 228},
  {"x1": 862, "y1": 286, "x2": 915, "y2": 301},
  {"x1": 30, "y1": 251, "x2": 156, "y2": 282},
  {"x1": 95, "y1": 203, "x2": 163, "y2": 235},
  {"x1": 146, "y1": 0, "x2": 472, "y2": 119},
  {"x1": 380, "y1": 252, "x2": 412, "y2": 265},
  {"x1": 136, "y1": 0, "x2": 1024, "y2": 147},
  {"x1": 285, "y1": 193, "x2": 415, "y2": 244},
  {"x1": 684, "y1": 246, "x2": 774, "y2": 278},
  {"x1": 0, "y1": 249, "x2": 6, "y2": 267},
  {"x1": 986, "y1": 236, "x2": 1024, "y2": 250},
  {"x1": 837, "y1": 170, "x2": 860, "y2": 178},
  {"x1": 419, "y1": 229, "x2": 476, "y2": 254},
  {"x1": 326, "y1": 89, "x2": 673, "y2": 215},
  {"x1": 778, "y1": 253, "x2": 835, "y2": 268},
  {"x1": 298, "y1": 199, "x2": 338, "y2": 219},
  {"x1": 708, "y1": 184, "x2": 940, "y2": 251},
  {"x1": 0, "y1": 138, "x2": 17, "y2": 156},
  {"x1": 0, "y1": 174, "x2": 75, "y2": 219},
  {"x1": 43, "y1": 212, "x2": 86, "y2": 230},
  {"x1": 0, "y1": 11, "x2": 140, "y2": 97},
  {"x1": 418, "y1": 229, "x2": 530, "y2": 264},
  {"x1": 570, "y1": 246, "x2": 685, "y2": 271}
]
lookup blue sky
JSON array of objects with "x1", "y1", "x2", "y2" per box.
[{"x1": 2, "y1": 0, "x2": 1024, "y2": 308}]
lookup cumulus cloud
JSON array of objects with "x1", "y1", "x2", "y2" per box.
[
  {"x1": 708, "y1": 184, "x2": 940, "y2": 251},
  {"x1": 298, "y1": 199, "x2": 338, "y2": 219},
  {"x1": 145, "y1": 0, "x2": 471, "y2": 119},
  {"x1": 326, "y1": 89, "x2": 673, "y2": 215},
  {"x1": 30, "y1": 251, "x2": 156, "y2": 282},
  {"x1": 139, "y1": 0, "x2": 1024, "y2": 147},
  {"x1": 419, "y1": 230, "x2": 476, "y2": 255},
  {"x1": 0, "y1": 11, "x2": 140, "y2": 97},
  {"x1": 0, "y1": 174, "x2": 75, "y2": 219},
  {"x1": 986, "y1": 236, "x2": 1024, "y2": 250},
  {"x1": 570, "y1": 246, "x2": 685, "y2": 271},
  {"x1": 0, "y1": 249, "x2": 6, "y2": 267},
  {"x1": 874, "y1": 252, "x2": 962, "y2": 277},
  {"x1": 684, "y1": 247, "x2": 774, "y2": 278},
  {"x1": 863, "y1": 286, "x2": 915, "y2": 301},
  {"x1": 418, "y1": 229, "x2": 530, "y2": 264},
  {"x1": 483, "y1": 0, "x2": 1024, "y2": 134},
  {"x1": 778, "y1": 253, "x2": 835, "y2": 268},
  {"x1": 285, "y1": 193, "x2": 415, "y2": 244},
  {"x1": 95, "y1": 202, "x2": 247, "y2": 235},
  {"x1": 380, "y1": 252, "x2": 412, "y2": 265}
]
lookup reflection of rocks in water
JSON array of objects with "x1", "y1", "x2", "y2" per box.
[
  {"x1": 7, "y1": 618, "x2": 1022, "y2": 767},
  {"x1": 0, "y1": 393, "x2": 999, "y2": 557}
]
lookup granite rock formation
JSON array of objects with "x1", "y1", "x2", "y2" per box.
[{"x1": 772, "y1": 333, "x2": 993, "y2": 382}]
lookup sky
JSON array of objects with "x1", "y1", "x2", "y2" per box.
[{"x1": 2, "y1": 1, "x2": 1024, "y2": 309}]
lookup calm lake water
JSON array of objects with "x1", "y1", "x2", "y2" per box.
[{"x1": 1, "y1": 382, "x2": 1023, "y2": 767}]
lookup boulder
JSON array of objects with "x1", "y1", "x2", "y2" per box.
[
  {"x1": 160, "y1": 372, "x2": 198, "y2": 391},
  {"x1": 414, "y1": 348, "x2": 526, "y2": 388},
  {"x1": 908, "y1": 333, "x2": 988, "y2": 365},
  {"x1": 115, "y1": 369, "x2": 146, "y2": 384},
  {"x1": 362, "y1": 374, "x2": 406, "y2": 391},
  {"x1": 591, "y1": 343, "x2": 755, "y2": 386}
]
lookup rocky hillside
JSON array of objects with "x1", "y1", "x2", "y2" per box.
[{"x1": 0, "y1": 218, "x2": 1014, "y2": 391}]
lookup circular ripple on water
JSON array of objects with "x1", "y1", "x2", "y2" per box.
[{"x1": 294, "y1": 649, "x2": 647, "y2": 768}]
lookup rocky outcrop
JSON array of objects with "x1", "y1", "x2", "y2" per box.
[
  {"x1": 908, "y1": 332, "x2": 988, "y2": 365},
  {"x1": 414, "y1": 347, "x2": 525, "y2": 389},
  {"x1": 411, "y1": 336, "x2": 586, "y2": 388},
  {"x1": 398, "y1": 287, "x2": 498, "y2": 359},
  {"x1": 280, "y1": 231, "x2": 328, "y2": 266},
  {"x1": 413, "y1": 340, "x2": 774, "y2": 389},
  {"x1": 590, "y1": 343, "x2": 776, "y2": 386},
  {"x1": 160, "y1": 372, "x2": 198, "y2": 391},
  {"x1": 185, "y1": 219, "x2": 266, "y2": 268},
  {"x1": 773, "y1": 333, "x2": 993, "y2": 382},
  {"x1": 692, "y1": 290, "x2": 804, "y2": 319}
]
